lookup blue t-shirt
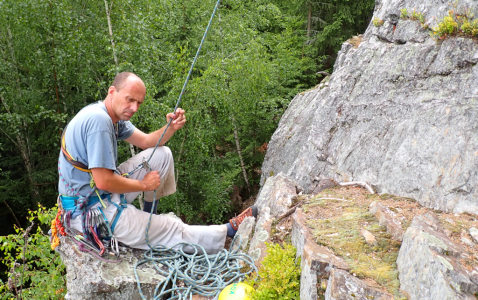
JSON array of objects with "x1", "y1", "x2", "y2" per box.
[{"x1": 58, "y1": 101, "x2": 135, "y2": 197}]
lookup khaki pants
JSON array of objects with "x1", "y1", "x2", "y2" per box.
[{"x1": 69, "y1": 146, "x2": 227, "y2": 254}]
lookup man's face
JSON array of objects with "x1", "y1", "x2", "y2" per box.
[{"x1": 111, "y1": 77, "x2": 146, "y2": 121}]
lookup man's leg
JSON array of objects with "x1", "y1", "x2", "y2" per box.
[
  {"x1": 143, "y1": 200, "x2": 159, "y2": 214},
  {"x1": 116, "y1": 146, "x2": 176, "y2": 212}
]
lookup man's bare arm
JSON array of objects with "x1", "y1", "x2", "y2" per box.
[
  {"x1": 125, "y1": 108, "x2": 186, "y2": 149},
  {"x1": 91, "y1": 168, "x2": 160, "y2": 194}
]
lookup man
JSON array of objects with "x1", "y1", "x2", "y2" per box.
[{"x1": 58, "y1": 72, "x2": 256, "y2": 254}]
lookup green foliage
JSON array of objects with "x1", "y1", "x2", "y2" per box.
[
  {"x1": 245, "y1": 243, "x2": 300, "y2": 300},
  {"x1": 373, "y1": 17, "x2": 384, "y2": 27},
  {"x1": 434, "y1": 14, "x2": 459, "y2": 36},
  {"x1": 305, "y1": 190, "x2": 403, "y2": 298},
  {"x1": 399, "y1": 8, "x2": 426, "y2": 26},
  {"x1": 0, "y1": 0, "x2": 375, "y2": 229},
  {"x1": 0, "y1": 205, "x2": 66, "y2": 299},
  {"x1": 271, "y1": 0, "x2": 375, "y2": 71},
  {"x1": 400, "y1": 8, "x2": 408, "y2": 19},
  {"x1": 432, "y1": 6, "x2": 478, "y2": 38},
  {"x1": 411, "y1": 9, "x2": 425, "y2": 23}
]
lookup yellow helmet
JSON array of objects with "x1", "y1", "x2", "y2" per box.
[{"x1": 218, "y1": 282, "x2": 254, "y2": 300}]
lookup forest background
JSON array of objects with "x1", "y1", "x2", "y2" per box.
[
  {"x1": 0, "y1": 0, "x2": 373, "y2": 295},
  {"x1": 0, "y1": 0, "x2": 374, "y2": 231}
]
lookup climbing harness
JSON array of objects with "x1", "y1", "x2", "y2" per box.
[{"x1": 58, "y1": 152, "x2": 126, "y2": 257}]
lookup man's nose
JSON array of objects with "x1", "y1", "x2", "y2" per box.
[{"x1": 131, "y1": 102, "x2": 140, "y2": 112}]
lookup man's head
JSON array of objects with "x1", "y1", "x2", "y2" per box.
[{"x1": 105, "y1": 72, "x2": 146, "y2": 123}]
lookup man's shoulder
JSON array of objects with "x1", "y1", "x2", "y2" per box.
[
  {"x1": 69, "y1": 102, "x2": 112, "y2": 134},
  {"x1": 75, "y1": 102, "x2": 110, "y2": 124}
]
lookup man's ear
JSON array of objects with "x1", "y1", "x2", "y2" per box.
[{"x1": 108, "y1": 86, "x2": 116, "y2": 97}]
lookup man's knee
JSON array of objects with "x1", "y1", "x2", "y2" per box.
[{"x1": 149, "y1": 146, "x2": 174, "y2": 174}]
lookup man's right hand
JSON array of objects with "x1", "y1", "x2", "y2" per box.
[{"x1": 142, "y1": 171, "x2": 161, "y2": 191}]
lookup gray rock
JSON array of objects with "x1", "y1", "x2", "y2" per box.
[
  {"x1": 57, "y1": 236, "x2": 165, "y2": 300},
  {"x1": 397, "y1": 212, "x2": 478, "y2": 299},
  {"x1": 468, "y1": 227, "x2": 478, "y2": 243},
  {"x1": 291, "y1": 208, "x2": 349, "y2": 300},
  {"x1": 261, "y1": 0, "x2": 478, "y2": 215},
  {"x1": 310, "y1": 178, "x2": 336, "y2": 195},
  {"x1": 370, "y1": 201, "x2": 404, "y2": 241},
  {"x1": 255, "y1": 172, "x2": 301, "y2": 218},
  {"x1": 248, "y1": 207, "x2": 272, "y2": 268},
  {"x1": 231, "y1": 216, "x2": 256, "y2": 253},
  {"x1": 360, "y1": 228, "x2": 377, "y2": 246},
  {"x1": 324, "y1": 268, "x2": 393, "y2": 300}
]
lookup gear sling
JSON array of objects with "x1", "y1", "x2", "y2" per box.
[{"x1": 58, "y1": 126, "x2": 126, "y2": 256}]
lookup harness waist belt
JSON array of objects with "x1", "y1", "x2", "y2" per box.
[{"x1": 60, "y1": 194, "x2": 111, "y2": 211}]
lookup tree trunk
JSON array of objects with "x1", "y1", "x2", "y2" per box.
[
  {"x1": 1, "y1": 26, "x2": 41, "y2": 205},
  {"x1": 232, "y1": 118, "x2": 250, "y2": 192},
  {"x1": 104, "y1": 0, "x2": 119, "y2": 66},
  {"x1": 307, "y1": 3, "x2": 312, "y2": 38}
]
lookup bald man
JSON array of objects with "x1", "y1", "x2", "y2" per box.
[{"x1": 58, "y1": 72, "x2": 256, "y2": 254}]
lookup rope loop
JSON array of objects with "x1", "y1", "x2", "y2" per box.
[{"x1": 134, "y1": 235, "x2": 257, "y2": 300}]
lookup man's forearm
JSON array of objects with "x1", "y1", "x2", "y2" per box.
[
  {"x1": 92, "y1": 168, "x2": 145, "y2": 194},
  {"x1": 145, "y1": 125, "x2": 176, "y2": 148}
]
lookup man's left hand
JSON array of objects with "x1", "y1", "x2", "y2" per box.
[{"x1": 167, "y1": 108, "x2": 186, "y2": 131}]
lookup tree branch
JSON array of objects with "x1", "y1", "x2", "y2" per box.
[
  {"x1": 338, "y1": 181, "x2": 375, "y2": 194},
  {"x1": 3, "y1": 201, "x2": 21, "y2": 228},
  {"x1": 232, "y1": 117, "x2": 250, "y2": 192},
  {"x1": 104, "y1": 0, "x2": 119, "y2": 66}
]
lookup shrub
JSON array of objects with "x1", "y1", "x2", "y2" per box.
[
  {"x1": 400, "y1": 8, "x2": 408, "y2": 19},
  {"x1": 373, "y1": 17, "x2": 385, "y2": 27},
  {"x1": 410, "y1": 9, "x2": 425, "y2": 23},
  {"x1": 432, "y1": 9, "x2": 478, "y2": 38},
  {"x1": 0, "y1": 205, "x2": 66, "y2": 299},
  {"x1": 245, "y1": 243, "x2": 300, "y2": 300}
]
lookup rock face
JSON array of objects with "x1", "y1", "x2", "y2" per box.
[
  {"x1": 370, "y1": 201, "x2": 404, "y2": 241},
  {"x1": 397, "y1": 212, "x2": 478, "y2": 300},
  {"x1": 291, "y1": 209, "x2": 349, "y2": 300},
  {"x1": 247, "y1": 207, "x2": 273, "y2": 268},
  {"x1": 255, "y1": 172, "x2": 301, "y2": 218},
  {"x1": 261, "y1": 0, "x2": 478, "y2": 215},
  {"x1": 57, "y1": 236, "x2": 165, "y2": 300},
  {"x1": 324, "y1": 269, "x2": 394, "y2": 300}
]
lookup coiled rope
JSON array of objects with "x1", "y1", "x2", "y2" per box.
[
  {"x1": 133, "y1": 0, "x2": 258, "y2": 298},
  {"x1": 135, "y1": 235, "x2": 257, "y2": 299}
]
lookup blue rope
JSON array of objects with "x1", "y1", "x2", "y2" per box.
[
  {"x1": 134, "y1": 235, "x2": 257, "y2": 300},
  {"x1": 123, "y1": 0, "x2": 222, "y2": 178},
  {"x1": 133, "y1": 2, "x2": 259, "y2": 298}
]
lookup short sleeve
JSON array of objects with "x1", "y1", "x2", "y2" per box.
[
  {"x1": 117, "y1": 121, "x2": 136, "y2": 140},
  {"x1": 86, "y1": 131, "x2": 117, "y2": 170}
]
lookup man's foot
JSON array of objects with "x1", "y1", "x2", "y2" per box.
[
  {"x1": 143, "y1": 199, "x2": 159, "y2": 214},
  {"x1": 229, "y1": 206, "x2": 258, "y2": 230}
]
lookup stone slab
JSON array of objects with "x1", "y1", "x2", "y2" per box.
[
  {"x1": 397, "y1": 212, "x2": 478, "y2": 299},
  {"x1": 58, "y1": 236, "x2": 165, "y2": 300},
  {"x1": 248, "y1": 207, "x2": 272, "y2": 268},
  {"x1": 255, "y1": 172, "x2": 301, "y2": 218},
  {"x1": 292, "y1": 208, "x2": 349, "y2": 300},
  {"x1": 324, "y1": 268, "x2": 393, "y2": 300},
  {"x1": 370, "y1": 201, "x2": 404, "y2": 241}
]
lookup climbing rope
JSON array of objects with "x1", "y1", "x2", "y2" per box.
[
  {"x1": 132, "y1": 1, "x2": 259, "y2": 298},
  {"x1": 134, "y1": 235, "x2": 257, "y2": 300},
  {"x1": 56, "y1": 0, "x2": 258, "y2": 297},
  {"x1": 122, "y1": 0, "x2": 222, "y2": 178}
]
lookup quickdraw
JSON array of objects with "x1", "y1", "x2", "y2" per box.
[{"x1": 50, "y1": 209, "x2": 66, "y2": 250}]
